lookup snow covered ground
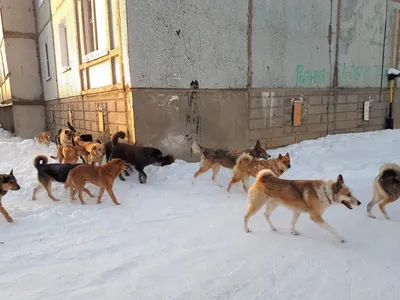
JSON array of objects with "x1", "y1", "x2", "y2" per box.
[{"x1": 1, "y1": 128, "x2": 400, "y2": 300}]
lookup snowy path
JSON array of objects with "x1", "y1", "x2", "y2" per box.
[{"x1": 1, "y1": 128, "x2": 400, "y2": 299}]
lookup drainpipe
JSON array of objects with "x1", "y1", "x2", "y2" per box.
[{"x1": 387, "y1": 8, "x2": 400, "y2": 129}]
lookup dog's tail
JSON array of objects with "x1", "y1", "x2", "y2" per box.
[
  {"x1": 50, "y1": 155, "x2": 58, "y2": 160},
  {"x1": 112, "y1": 131, "x2": 126, "y2": 146},
  {"x1": 33, "y1": 155, "x2": 48, "y2": 169},
  {"x1": 379, "y1": 163, "x2": 400, "y2": 176},
  {"x1": 191, "y1": 141, "x2": 205, "y2": 154},
  {"x1": 237, "y1": 153, "x2": 253, "y2": 167},
  {"x1": 67, "y1": 121, "x2": 77, "y2": 132},
  {"x1": 255, "y1": 169, "x2": 276, "y2": 182},
  {"x1": 161, "y1": 154, "x2": 175, "y2": 166},
  {"x1": 64, "y1": 173, "x2": 72, "y2": 189}
]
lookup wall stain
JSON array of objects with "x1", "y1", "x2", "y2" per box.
[
  {"x1": 185, "y1": 80, "x2": 201, "y2": 153},
  {"x1": 332, "y1": 0, "x2": 342, "y2": 88}
]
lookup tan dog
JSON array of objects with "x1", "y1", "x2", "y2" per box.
[
  {"x1": 227, "y1": 152, "x2": 291, "y2": 192},
  {"x1": 50, "y1": 145, "x2": 89, "y2": 164},
  {"x1": 244, "y1": 169, "x2": 361, "y2": 243},
  {"x1": 78, "y1": 141, "x2": 105, "y2": 166},
  {"x1": 35, "y1": 131, "x2": 52, "y2": 145},
  {"x1": 65, "y1": 158, "x2": 128, "y2": 205},
  {"x1": 367, "y1": 163, "x2": 400, "y2": 219}
]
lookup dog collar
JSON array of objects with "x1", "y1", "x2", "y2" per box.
[{"x1": 324, "y1": 186, "x2": 333, "y2": 204}]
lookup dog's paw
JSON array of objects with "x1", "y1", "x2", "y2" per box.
[
  {"x1": 384, "y1": 214, "x2": 391, "y2": 220},
  {"x1": 340, "y1": 238, "x2": 347, "y2": 244},
  {"x1": 291, "y1": 230, "x2": 300, "y2": 236},
  {"x1": 245, "y1": 228, "x2": 252, "y2": 233},
  {"x1": 271, "y1": 226, "x2": 277, "y2": 232},
  {"x1": 32, "y1": 197, "x2": 36, "y2": 201},
  {"x1": 7, "y1": 218, "x2": 14, "y2": 223}
]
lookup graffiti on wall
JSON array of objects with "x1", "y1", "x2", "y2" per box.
[{"x1": 295, "y1": 63, "x2": 383, "y2": 87}]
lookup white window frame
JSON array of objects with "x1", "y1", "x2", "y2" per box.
[
  {"x1": 59, "y1": 20, "x2": 71, "y2": 72},
  {"x1": 44, "y1": 42, "x2": 51, "y2": 80}
]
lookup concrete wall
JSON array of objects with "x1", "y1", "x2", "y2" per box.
[
  {"x1": 0, "y1": 0, "x2": 36, "y2": 33},
  {"x1": 38, "y1": 22, "x2": 58, "y2": 101},
  {"x1": 132, "y1": 89, "x2": 249, "y2": 160},
  {"x1": 6, "y1": 38, "x2": 42, "y2": 100},
  {"x1": 252, "y1": 0, "x2": 395, "y2": 89},
  {"x1": 13, "y1": 105, "x2": 46, "y2": 138},
  {"x1": 126, "y1": 0, "x2": 248, "y2": 88},
  {"x1": 1, "y1": 0, "x2": 42, "y2": 101},
  {"x1": 121, "y1": 0, "x2": 398, "y2": 160},
  {"x1": 35, "y1": 0, "x2": 51, "y2": 32},
  {"x1": 252, "y1": 0, "x2": 334, "y2": 88}
]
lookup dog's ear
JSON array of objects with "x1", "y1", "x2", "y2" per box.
[
  {"x1": 334, "y1": 174, "x2": 344, "y2": 191},
  {"x1": 278, "y1": 153, "x2": 283, "y2": 159},
  {"x1": 96, "y1": 139, "x2": 101, "y2": 144},
  {"x1": 285, "y1": 152, "x2": 290, "y2": 158},
  {"x1": 9, "y1": 169, "x2": 13, "y2": 176},
  {"x1": 255, "y1": 140, "x2": 261, "y2": 150}
]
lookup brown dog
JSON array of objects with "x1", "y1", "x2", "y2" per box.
[
  {"x1": 65, "y1": 158, "x2": 128, "y2": 205},
  {"x1": 227, "y1": 152, "x2": 291, "y2": 192},
  {"x1": 0, "y1": 170, "x2": 21, "y2": 223},
  {"x1": 35, "y1": 131, "x2": 52, "y2": 145},
  {"x1": 50, "y1": 144, "x2": 89, "y2": 164},
  {"x1": 367, "y1": 163, "x2": 400, "y2": 219},
  {"x1": 78, "y1": 141, "x2": 105, "y2": 166},
  {"x1": 191, "y1": 140, "x2": 271, "y2": 183},
  {"x1": 244, "y1": 169, "x2": 361, "y2": 243}
]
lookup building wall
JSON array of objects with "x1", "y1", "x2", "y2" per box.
[
  {"x1": 123, "y1": 0, "x2": 399, "y2": 160},
  {"x1": 45, "y1": 91, "x2": 129, "y2": 141},
  {"x1": 252, "y1": 0, "x2": 393, "y2": 89},
  {"x1": 126, "y1": 0, "x2": 248, "y2": 89},
  {"x1": 38, "y1": 21, "x2": 58, "y2": 101},
  {"x1": 42, "y1": 0, "x2": 131, "y2": 142},
  {"x1": 51, "y1": 0, "x2": 81, "y2": 98},
  {"x1": 0, "y1": 0, "x2": 45, "y2": 138}
]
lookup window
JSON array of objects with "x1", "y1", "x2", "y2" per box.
[
  {"x1": 44, "y1": 42, "x2": 51, "y2": 79},
  {"x1": 83, "y1": 0, "x2": 98, "y2": 54},
  {"x1": 59, "y1": 21, "x2": 70, "y2": 71}
]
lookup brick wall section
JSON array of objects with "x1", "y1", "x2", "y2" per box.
[
  {"x1": 44, "y1": 90, "x2": 128, "y2": 142},
  {"x1": 249, "y1": 89, "x2": 389, "y2": 149}
]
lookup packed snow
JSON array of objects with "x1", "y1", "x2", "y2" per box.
[{"x1": 1, "y1": 127, "x2": 400, "y2": 300}]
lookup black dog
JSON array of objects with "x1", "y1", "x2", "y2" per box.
[
  {"x1": 110, "y1": 131, "x2": 175, "y2": 183},
  {"x1": 104, "y1": 131, "x2": 134, "y2": 177},
  {"x1": 32, "y1": 155, "x2": 94, "y2": 201}
]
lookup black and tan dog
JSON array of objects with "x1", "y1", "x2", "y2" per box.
[
  {"x1": 110, "y1": 131, "x2": 175, "y2": 183},
  {"x1": 191, "y1": 140, "x2": 271, "y2": 183},
  {"x1": 367, "y1": 163, "x2": 400, "y2": 219},
  {"x1": 0, "y1": 170, "x2": 21, "y2": 223},
  {"x1": 32, "y1": 155, "x2": 94, "y2": 202}
]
